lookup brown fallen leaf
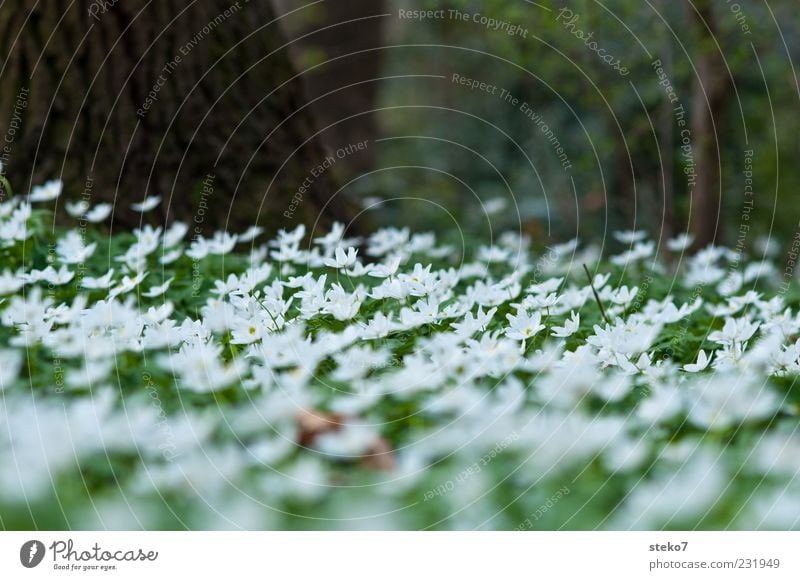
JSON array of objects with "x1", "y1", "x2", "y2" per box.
[
  {"x1": 363, "y1": 436, "x2": 395, "y2": 472},
  {"x1": 295, "y1": 408, "x2": 395, "y2": 471},
  {"x1": 296, "y1": 409, "x2": 344, "y2": 447}
]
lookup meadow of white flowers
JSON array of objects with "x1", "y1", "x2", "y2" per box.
[{"x1": 1, "y1": 179, "x2": 799, "y2": 530}]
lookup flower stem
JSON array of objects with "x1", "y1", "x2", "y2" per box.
[{"x1": 583, "y1": 264, "x2": 611, "y2": 325}]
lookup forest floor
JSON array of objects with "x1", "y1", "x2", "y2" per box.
[{"x1": 1, "y1": 182, "x2": 799, "y2": 529}]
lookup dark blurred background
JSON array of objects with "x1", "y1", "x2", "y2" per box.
[
  {"x1": 276, "y1": 0, "x2": 800, "y2": 250},
  {"x1": 1, "y1": 0, "x2": 798, "y2": 250}
]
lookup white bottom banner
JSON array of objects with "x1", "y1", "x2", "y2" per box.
[{"x1": 1, "y1": 532, "x2": 797, "y2": 579}]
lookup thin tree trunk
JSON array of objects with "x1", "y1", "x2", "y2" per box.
[
  {"x1": 272, "y1": 0, "x2": 385, "y2": 178},
  {"x1": 659, "y1": 0, "x2": 676, "y2": 245},
  {"x1": 0, "y1": 0, "x2": 358, "y2": 234},
  {"x1": 688, "y1": 0, "x2": 729, "y2": 249}
]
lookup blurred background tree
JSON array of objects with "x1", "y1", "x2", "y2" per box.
[{"x1": 275, "y1": 0, "x2": 798, "y2": 250}]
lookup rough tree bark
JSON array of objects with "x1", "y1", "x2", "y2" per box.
[
  {"x1": 688, "y1": 0, "x2": 729, "y2": 249},
  {"x1": 0, "y1": 0, "x2": 359, "y2": 234}
]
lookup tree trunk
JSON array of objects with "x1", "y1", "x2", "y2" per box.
[
  {"x1": 688, "y1": 0, "x2": 729, "y2": 249},
  {"x1": 0, "y1": 0, "x2": 358, "y2": 234},
  {"x1": 658, "y1": 0, "x2": 676, "y2": 246},
  {"x1": 272, "y1": 0, "x2": 385, "y2": 179}
]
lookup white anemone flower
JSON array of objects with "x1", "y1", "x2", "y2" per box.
[
  {"x1": 131, "y1": 195, "x2": 161, "y2": 212},
  {"x1": 29, "y1": 179, "x2": 63, "y2": 202}
]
